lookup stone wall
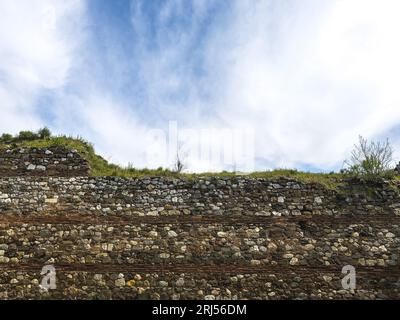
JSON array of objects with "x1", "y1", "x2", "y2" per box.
[
  {"x1": 0, "y1": 147, "x2": 90, "y2": 177},
  {"x1": 0, "y1": 175, "x2": 399, "y2": 299}
]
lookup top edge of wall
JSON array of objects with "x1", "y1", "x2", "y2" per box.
[{"x1": 0, "y1": 147, "x2": 90, "y2": 177}]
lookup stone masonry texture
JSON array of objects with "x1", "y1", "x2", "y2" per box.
[
  {"x1": 0, "y1": 148, "x2": 399, "y2": 299},
  {"x1": 0, "y1": 147, "x2": 90, "y2": 177}
]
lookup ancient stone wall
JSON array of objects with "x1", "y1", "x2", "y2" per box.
[
  {"x1": 0, "y1": 147, "x2": 90, "y2": 177},
  {"x1": 0, "y1": 174, "x2": 399, "y2": 299}
]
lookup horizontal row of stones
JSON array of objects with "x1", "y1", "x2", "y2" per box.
[
  {"x1": 0, "y1": 223, "x2": 398, "y2": 266},
  {"x1": 0, "y1": 272, "x2": 398, "y2": 300},
  {"x1": 0, "y1": 148, "x2": 90, "y2": 175},
  {"x1": 0, "y1": 177, "x2": 399, "y2": 216}
]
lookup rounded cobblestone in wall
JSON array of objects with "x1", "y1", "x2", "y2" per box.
[
  {"x1": 0, "y1": 149, "x2": 399, "y2": 299},
  {"x1": 0, "y1": 147, "x2": 90, "y2": 177}
]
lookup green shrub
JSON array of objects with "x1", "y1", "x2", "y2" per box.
[
  {"x1": 0, "y1": 133, "x2": 13, "y2": 142},
  {"x1": 38, "y1": 127, "x2": 52, "y2": 139},
  {"x1": 344, "y1": 135, "x2": 395, "y2": 178},
  {"x1": 17, "y1": 131, "x2": 38, "y2": 141}
]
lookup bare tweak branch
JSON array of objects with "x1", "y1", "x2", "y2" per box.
[
  {"x1": 344, "y1": 135, "x2": 394, "y2": 177},
  {"x1": 172, "y1": 143, "x2": 187, "y2": 174}
]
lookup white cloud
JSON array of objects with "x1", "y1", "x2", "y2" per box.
[
  {"x1": 201, "y1": 0, "x2": 400, "y2": 170},
  {"x1": 83, "y1": 0, "x2": 400, "y2": 171},
  {"x1": 2, "y1": 0, "x2": 400, "y2": 172},
  {"x1": 0, "y1": 0, "x2": 85, "y2": 133},
  {"x1": 75, "y1": 95, "x2": 155, "y2": 168}
]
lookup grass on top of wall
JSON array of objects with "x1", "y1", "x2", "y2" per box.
[
  {"x1": 0, "y1": 132, "x2": 389, "y2": 189},
  {"x1": 0, "y1": 135, "x2": 175, "y2": 178}
]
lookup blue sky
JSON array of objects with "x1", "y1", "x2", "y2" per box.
[{"x1": 1, "y1": 0, "x2": 400, "y2": 172}]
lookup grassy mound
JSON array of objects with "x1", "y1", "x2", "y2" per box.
[
  {"x1": 0, "y1": 130, "x2": 174, "y2": 177},
  {"x1": 0, "y1": 128, "x2": 360, "y2": 188}
]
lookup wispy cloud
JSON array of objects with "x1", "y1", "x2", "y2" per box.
[
  {"x1": 191, "y1": 0, "x2": 400, "y2": 169},
  {"x1": 0, "y1": 0, "x2": 86, "y2": 132},
  {"x1": 2, "y1": 0, "x2": 400, "y2": 171}
]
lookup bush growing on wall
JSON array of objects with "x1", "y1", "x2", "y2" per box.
[
  {"x1": 344, "y1": 135, "x2": 395, "y2": 178},
  {"x1": 17, "y1": 131, "x2": 39, "y2": 141},
  {"x1": 38, "y1": 127, "x2": 52, "y2": 139},
  {"x1": 0, "y1": 128, "x2": 52, "y2": 144},
  {"x1": 0, "y1": 133, "x2": 13, "y2": 143}
]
